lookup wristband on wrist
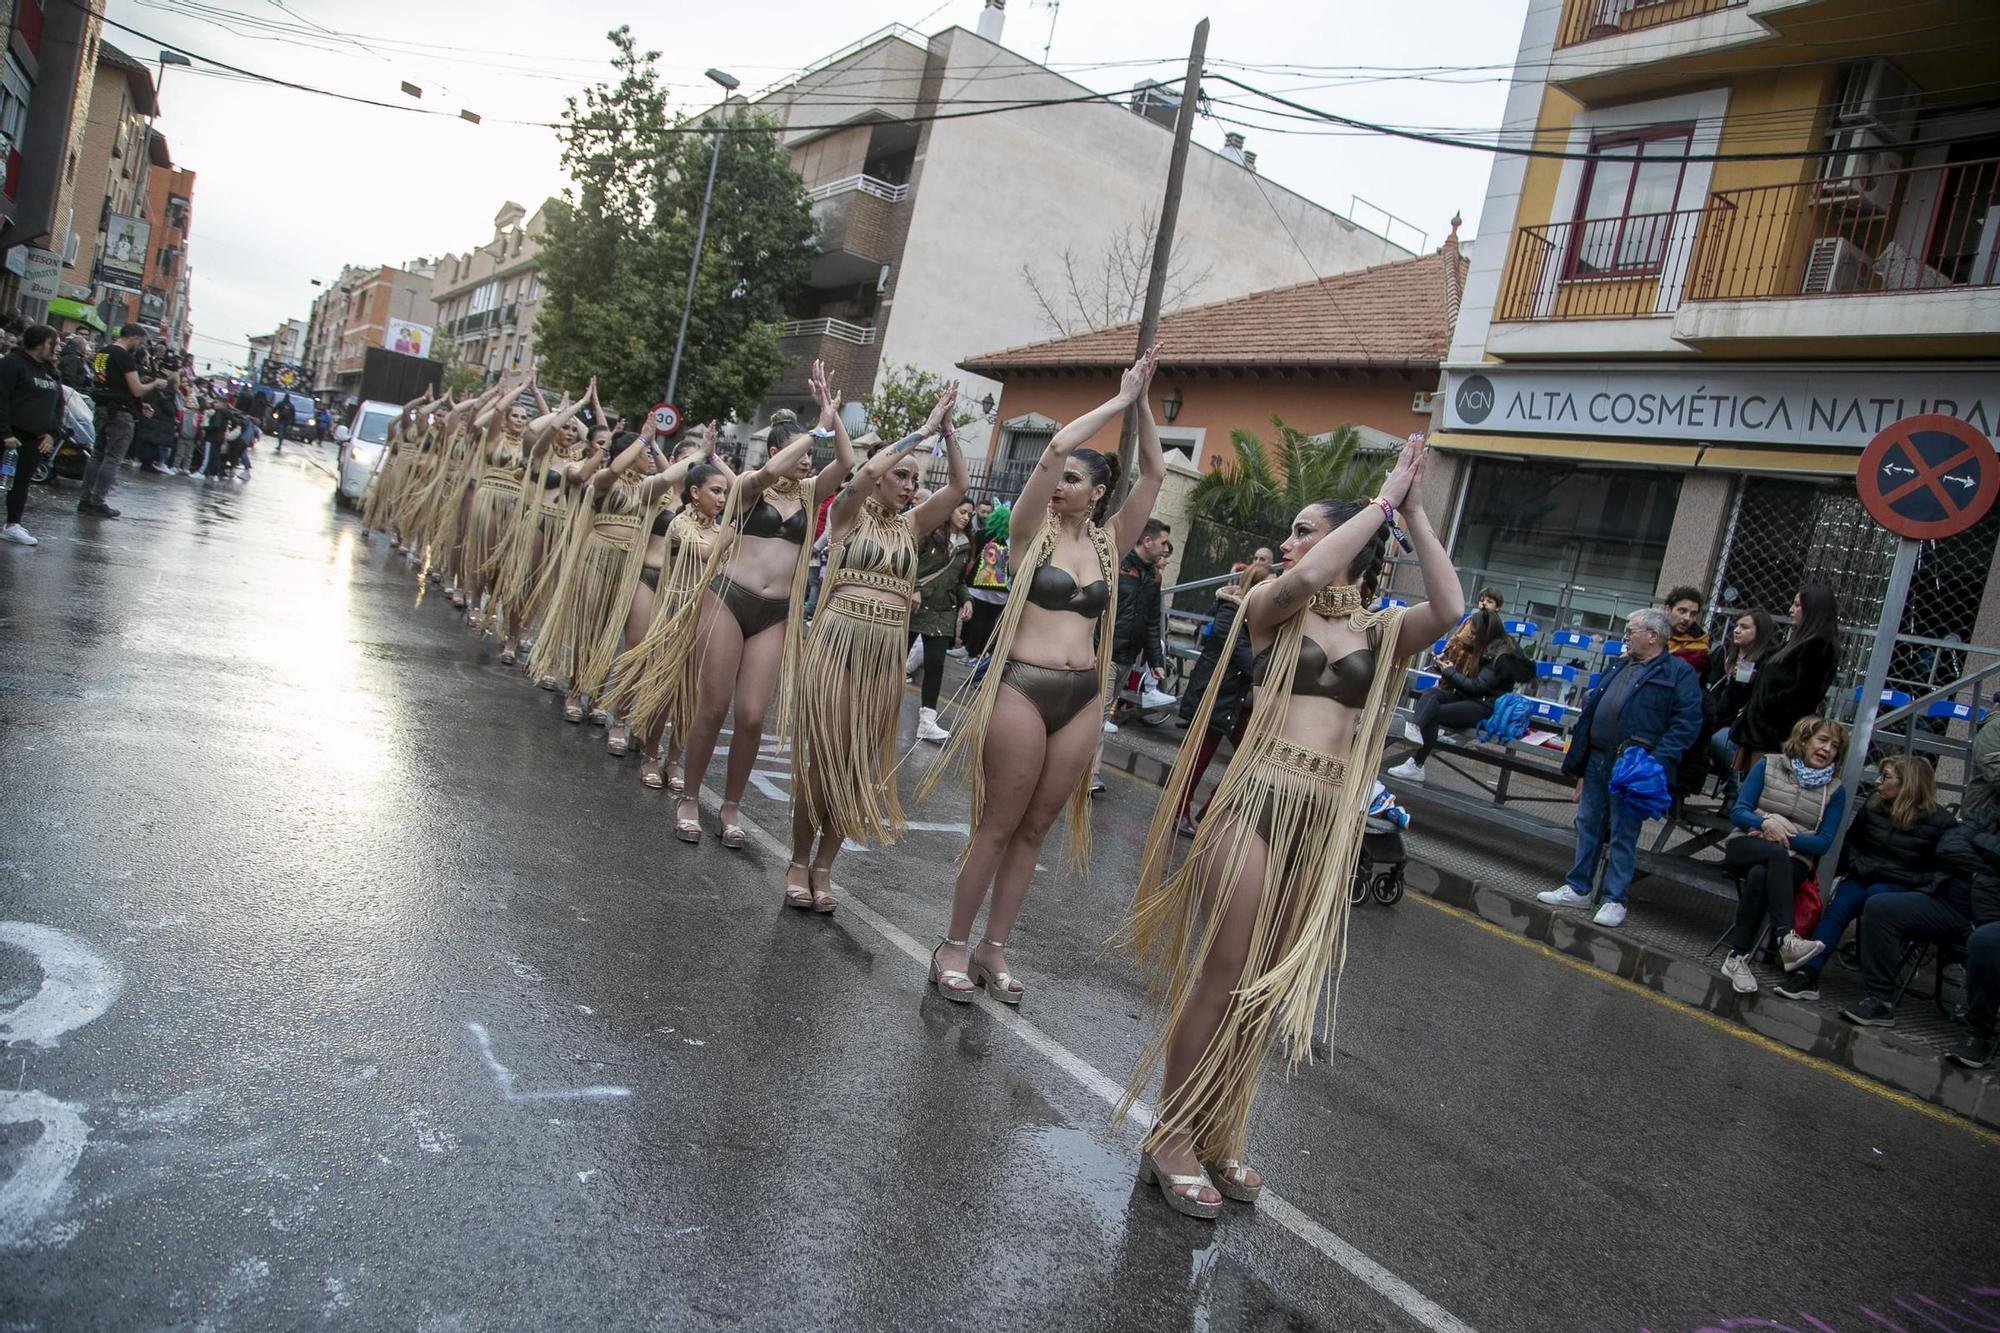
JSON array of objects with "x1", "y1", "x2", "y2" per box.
[
  {"x1": 810, "y1": 426, "x2": 836, "y2": 439},
  {"x1": 1375, "y1": 496, "x2": 1414, "y2": 554}
]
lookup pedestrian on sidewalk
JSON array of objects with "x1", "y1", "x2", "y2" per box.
[
  {"x1": 1171, "y1": 550, "x2": 1272, "y2": 836},
  {"x1": 961, "y1": 505, "x2": 1012, "y2": 663},
  {"x1": 172, "y1": 385, "x2": 204, "y2": 476},
  {"x1": 1106, "y1": 518, "x2": 1178, "y2": 731},
  {"x1": 1714, "y1": 716, "x2": 1849, "y2": 994},
  {"x1": 80, "y1": 324, "x2": 169, "y2": 517},
  {"x1": 1838, "y1": 799, "x2": 2000, "y2": 1031},
  {"x1": 1958, "y1": 709, "x2": 2000, "y2": 823},
  {"x1": 909, "y1": 496, "x2": 975, "y2": 743},
  {"x1": 1539, "y1": 607, "x2": 1702, "y2": 928},
  {"x1": 1388, "y1": 607, "x2": 1530, "y2": 784},
  {"x1": 1664, "y1": 585, "x2": 1712, "y2": 678},
  {"x1": 0, "y1": 324, "x2": 66, "y2": 547},
  {"x1": 1774, "y1": 754, "x2": 1953, "y2": 1001}
]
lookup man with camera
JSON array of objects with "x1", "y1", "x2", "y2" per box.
[{"x1": 81, "y1": 323, "x2": 169, "y2": 518}]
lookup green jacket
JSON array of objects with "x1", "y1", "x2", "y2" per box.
[
  {"x1": 912, "y1": 535, "x2": 971, "y2": 638},
  {"x1": 1964, "y1": 712, "x2": 2000, "y2": 823}
]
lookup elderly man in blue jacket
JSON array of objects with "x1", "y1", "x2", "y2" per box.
[{"x1": 1539, "y1": 606, "x2": 1703, "y2": 927}]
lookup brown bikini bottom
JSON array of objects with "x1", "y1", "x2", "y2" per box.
[
  {"x1": 709, "y1": 575, "x2": 791, "y2": 639},
  {"x1": 999, "y1": 661, "x2": 1102, "y2": 734}
]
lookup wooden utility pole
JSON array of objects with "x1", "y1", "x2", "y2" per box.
[{"x1": 1115, "y1": 17, "x2": 1208, "y2": 505}]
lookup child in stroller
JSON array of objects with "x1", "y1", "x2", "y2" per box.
[{"x1": 1352, "y1": 780, "x2": 1409, "y2": 907}]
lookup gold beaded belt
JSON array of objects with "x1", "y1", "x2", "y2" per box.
[
  {"x1": 1263, "y1": 737, "x2": 1348, "y2": 784},
  {"x1": 827, "y1": 569, "x2": 914, "y2": 598},
  {"x1": 478, "y1": 469, "x2": 522, "y2": 490},
  {"x1": 825, "y1": 590, "x2": 910, "y2": 627}
]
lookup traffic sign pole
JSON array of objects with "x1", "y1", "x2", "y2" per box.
[{"x1": 1825, "y1": 536, "x2": 1920, "y2": 877}]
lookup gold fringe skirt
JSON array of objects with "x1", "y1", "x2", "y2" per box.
[
  {"x1": 361, "y1": 451, "x2": 401, "y2": 531},
  {"x1": 465, "y1": 480, "x2": 520, "y2": 586},
  {"x1": 393, "y1": 457, "x2": 438, "y2": 543},
  {"x1": 794, "y1": 590, "x2": 911, "y2": 844},
  {"x1": 498, "y1": 503, "x2": 570, "y2": 630},
  {"x1": 1130, "y1": 737, "x2": 1359, "y2": 1164},
  {"x1": 604, "y1": 563, "x2": 703, "y2": 740},
  {"x1": 527, "y1": 531, "x2": 634, "y2": 696}
]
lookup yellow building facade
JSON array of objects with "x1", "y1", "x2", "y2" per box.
[{"x1": 1434, "y1": 0, "x2": 2000, "y2": 698}]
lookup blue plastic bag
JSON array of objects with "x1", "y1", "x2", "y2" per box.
[{"x1": 1610, "y1": 746, "x2": 1672, "y2": 820}]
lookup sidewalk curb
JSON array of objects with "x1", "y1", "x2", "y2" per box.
[{"x1": 1103, "y1": 738, "x2": 2000, "y2": 1131}]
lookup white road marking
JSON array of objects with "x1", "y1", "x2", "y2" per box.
[
  {"x1": 0, "y1": 1091, "x2": 88, "y2": 1247},
  {"x1": 699, "y1": 786, "x2": 1477, "y2": 1333},
  {"x1": 0, "y1": 922, "x2": 123, "y2": 1047},
  {"x1": 465, "y1": 1023, "x2": 631, "y2": 1103}
]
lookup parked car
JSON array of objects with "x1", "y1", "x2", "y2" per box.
[{"x1": 336, "y1": 399, "x2": 402, "y2": 506}]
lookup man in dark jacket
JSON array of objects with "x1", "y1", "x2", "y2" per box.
[
  {"x1": 1109, "y1": 519, "x2": 1175, "y2": 721},
  {"x1": 1839, "y1": 808, "x2": 2000, "y2": 1059},
  {"x1": 56, "y1": 334, "x2": 94, "y2": 391},
  {"x1": 1539, "y1": 607, "x2": 1702, "y2": 928},
  {"x1": 0, "y1": 324, "x2": 65, "y2": 546}
]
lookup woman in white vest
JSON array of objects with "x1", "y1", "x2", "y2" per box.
[{"x1": 1716, "y1": 715, "x2": 1850, "y2": 995}]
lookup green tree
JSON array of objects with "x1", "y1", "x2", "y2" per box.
[
  {"x1": 860, "y1": 361, "x2": 978, "y2": 440},
  {"x1": 1187, "y1": 417, "x2": 1388, "y2": 534},
  {"x1": 439, "y1": 358, "x2": 485, "y2": 398},
  {"x1": 534, "y1": 28, "x2": 814, "y2": 426}
]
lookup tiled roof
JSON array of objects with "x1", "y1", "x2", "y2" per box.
[{"x1": 960, "y1": 243, "x2": 1468, "y2": 374}]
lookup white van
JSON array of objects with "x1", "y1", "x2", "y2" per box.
[{"x1": 336, "y1": 399, "x2": 403, "y2": 505}]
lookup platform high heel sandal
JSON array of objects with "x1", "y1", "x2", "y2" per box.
[
  {"x1": 967, "y1": 939, "x2": 1024, "y2": 1005},
  {"x1": 783, "y1": 862, "x2": 814, "y2": 911},
  {"x1": 1138, "y1": 1154, "x2": 1221, "y2": 1221},
  {"x1": 928, "y1": 939, "x2": 976, "y2": 1003},
  {"x1": 1202, "y1": 1159, "x2": 1262, "y2": 1204}
]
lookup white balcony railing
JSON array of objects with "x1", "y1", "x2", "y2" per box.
[
  {"x1": 777, "y1": 317, "x2": 877, "y2": 345},
  {"x1": 804, "y1": 174, "x2": 909, "y2": 205}
]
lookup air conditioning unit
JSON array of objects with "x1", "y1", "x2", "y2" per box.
[
  {"x1": 1411, "y1": 391, "x2": 1437, "y2": 413},
  {"x1": 1801, "y1": 236, "x2": 1874, "y2": 294},
  {"x1": 1833, "y1": 59, "x2": 1919, "y2": 143},
  {"x1": 1815, "y1": 125, "x2": 1902, "y2": 214}
]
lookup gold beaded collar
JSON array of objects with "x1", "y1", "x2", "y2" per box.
[
  {"x1": 765, "y1": 476, "x2": 803, "y2": 502},
  {"x1": 1309, "y1": 584, "x2": 1365, "y2": 618}
]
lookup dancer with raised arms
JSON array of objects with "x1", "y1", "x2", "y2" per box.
[
  {"x1": 785, "y1": 382, "x2": 967, "y2": 911},
  {"x1": 921, "y1": 345, "x2": 1166, "y2": 1003},
  {"x1": 1116, "y1": 434, "x2": 1462, "y2": 1219},
  {"x1": 494, "y1": 382, "x2": 598, "y2": 672},
  {"x1": 665, "y1": 363, "x2": 854, "y2": 848}
]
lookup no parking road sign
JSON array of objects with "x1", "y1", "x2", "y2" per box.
[{"x1": 1857, "y1": 413, "x2": 1999, "y2": 541}]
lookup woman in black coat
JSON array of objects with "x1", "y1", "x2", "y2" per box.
[
  {"x1": 1172, "y1": 552, "x2": 1272, "y2": 836},
  {"x1": 1736, "y1": 583, "x2": 1841, "y2": 760},
  {"x1": 1388, "y1": 608, "x2": 1530, "y2": 782}
]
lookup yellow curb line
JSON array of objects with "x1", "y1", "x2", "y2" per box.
[{"x1": 1407, "y1": 891, "x2": 2000, "y2": 1147}]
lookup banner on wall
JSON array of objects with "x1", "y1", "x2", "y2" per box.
[
  {"x1": 100, "y1": 214, "x2": 151, "y2": 288},
  {"x1": 386, "y1": 319, "x2": 433, "y2": 358}
]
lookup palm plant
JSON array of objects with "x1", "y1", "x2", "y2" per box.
[{"x1": 1187, "y1": 416, "x2": 1389, "y2": 536}]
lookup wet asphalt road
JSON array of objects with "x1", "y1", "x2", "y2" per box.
[{"x1": 0, "y1": 451, "x2": 1995, "y2": 1333}]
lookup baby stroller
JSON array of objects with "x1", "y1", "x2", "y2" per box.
[{"x1": 1349, "y1": 781, "x2": 1409, "y2": 908}]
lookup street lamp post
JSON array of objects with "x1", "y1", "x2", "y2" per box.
[{"x1": 664, "y1": 68, "x2": 739, "y2": 412}]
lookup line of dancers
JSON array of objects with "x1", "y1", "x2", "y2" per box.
[{"x1": 356, "y1": 350, "x2": 1464, "y2": 1221}]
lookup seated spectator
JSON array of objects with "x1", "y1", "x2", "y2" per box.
[
  {"x1": 1664, "y1": 586, "x2": 1711, "y2": 679},
  {"x1": 1950, "y1": 921, "x2": 2000, "y2": 1068},
  {"x1": 1714, "y1": 717, "x2": 1849, "y2": 994},
  {"x1": 1475, "y1": 586, "x2": 1502, "y2": 615},
  {"x1": 1173, "y1": 550, "x2": 1273, "y2": 837},
  {"x1": 1699, "y1": 610, "x2": 1776, "y2": 803},
  {"x1": 1961, "y1": 709, "x2": 2000, "y2": 823},
  {"x1": 1389, "y1": 608, "x2": 1530, "y2": 783},
  {"x1": 1774, "y1": 754, "x2": 1954, "y2": 1000},
  {"x1": 1838, "y1": 798, "x2": 2000, "y2": 1030}
]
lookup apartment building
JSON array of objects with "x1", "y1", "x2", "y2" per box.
[
  {"x1": 302, "y1": 262, "x2": 367, "y2": 391},
  {"x1": 56, "y1": 40, "x2": 166, "y2": 332},
  {"x1": 0, "y1": 0, "x2": 102, "y2": 323},
  {"x1": 430, "y1": 201, "x2": 545, "y2": 382},
  {"x1": 1435, "y1": 0, "x2": 2000, "y2": 694},
  {"x1": 743, "y1": 6, "x2": 1407, "y2": 456},
  {"x1": 139, "y1": 161, "x2": 192, "y2": 345}
]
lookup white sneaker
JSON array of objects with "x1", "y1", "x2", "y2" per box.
[
  {"x1": 916, "y1": 707, "x2": 950, "y2": 743},
  {"x1": 1537, "y1": 886, "x2": 1594, "y2": 908},
  {"x1": 0, "y1": 523, "x2": 36, "y2": 546},
  {"x1": 1592, "y1": 901, "x2": 1628, "y2": 928},
  {"x1": 1140, "y1": 686, "x2": 1178, "y2": 709},
  {"x1": 1101, "y1": 718, "x2": 1119, "y2": 735},
  {"x1": 1721, "y1": 952, "x2": 1759, "y2": 994},
  {"x1": 1777, "y1": 931, "x2": 1827, "y2": 972},
  {"x1": 1402, "y1": 721, "x2": 1424, "y2": 746},
  {"x1": 1387, "y1": 758, "x2": 1426, "y2": 783}
]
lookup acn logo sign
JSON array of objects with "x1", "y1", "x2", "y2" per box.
[{"x1": 1454, "y1": 374, "x2": 1495, "y2": 425}]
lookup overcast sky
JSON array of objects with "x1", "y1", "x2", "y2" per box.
[{"x1": 103, "y1": 0, "x2": 1529, "y2": 374}]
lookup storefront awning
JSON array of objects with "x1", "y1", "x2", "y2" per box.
[
  {"x1": 1693, "y1": 446, "x2": 1857, "y2": 477},
  {"x1": 1429, "y1": 431, "x2": 1701, "y2": 468},
  {"x1": 47, "y1": 298, "x2": 107, "y2": 332}
]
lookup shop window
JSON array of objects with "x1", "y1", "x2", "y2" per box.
[
  {"x1": 1570, "y1": 125, "x2": 1694, "y2": 278},
  {"x1": 1451, "y1": 457, "x2": 1681, "y2": 633}
]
